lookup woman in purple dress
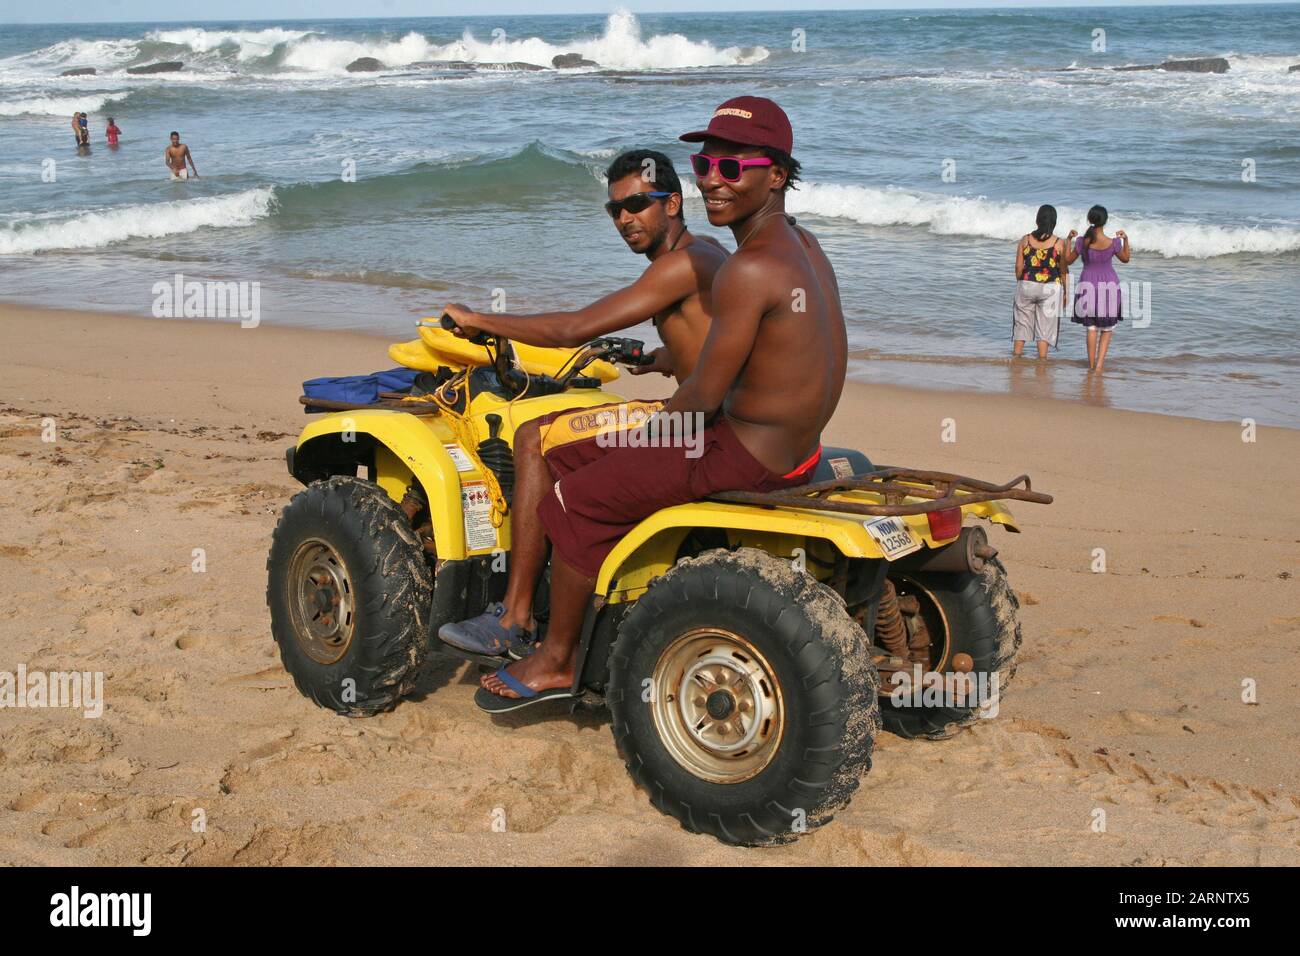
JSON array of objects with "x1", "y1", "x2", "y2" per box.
[{"x1": 1064, "y1": 205, "x2": 1131, "y2": 372}]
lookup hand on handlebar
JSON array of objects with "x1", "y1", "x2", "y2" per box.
[
  {"x1": 440, "y1": 303, "x2": 489, "y2": 344},
  {"x1": 628, "y1": 345, "x2": 673, "y2": 378}
]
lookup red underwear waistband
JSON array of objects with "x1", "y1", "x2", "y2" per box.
[{"x1": 783, "y1": 444, "x2": 822, "y2": 480}]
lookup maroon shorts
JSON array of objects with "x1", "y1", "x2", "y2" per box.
[{"x1": 535, "y1": 403, "x2": 818, "y2": 578}]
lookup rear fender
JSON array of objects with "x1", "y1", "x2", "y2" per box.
[
  {"x1": 596, "y1": 499, "x2": 1021, "y2": 603},
  {"x1": 596, "y1": 502, "x2": 888, "y2": 603}
]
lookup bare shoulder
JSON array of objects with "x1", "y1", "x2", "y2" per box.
[
  {"x1": 791, "y1": 221, "x2": 826, "y2": 253},
  {"x1": 715, "y1": 245, "x2": 776, "y2": 291},
  {"x1": 669, "y1": 233, "x2": 729, "y2": 278}
]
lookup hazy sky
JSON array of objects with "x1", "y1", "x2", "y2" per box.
[{"x1": 2, "y1": 0, "x2": 1288, "y2": 26}]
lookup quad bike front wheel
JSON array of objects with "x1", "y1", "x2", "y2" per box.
[
  {"x1": 267, "y1": 476, "x2": 432, "y2": 716},
  {"x1": 608, "y1": 548, "x2": 880, "y2": 847},
  {"x1": 877, "y1": 557, "x2": 1022, "y2": 740}
]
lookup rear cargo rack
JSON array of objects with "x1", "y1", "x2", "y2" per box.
[
  {"x1": 298, "y1": 394, "x2": 437, "y2": 414},
  {"x1": 710, "y1": 467, "x2": 1053, "y2": 517}
]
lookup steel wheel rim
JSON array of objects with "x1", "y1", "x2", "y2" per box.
[
  {"x1": 650, "y1": 628, "x2": 785, "y2": 784},
  {"x1": 287, "y1": 538, "x2": 356, "y2": 665}
]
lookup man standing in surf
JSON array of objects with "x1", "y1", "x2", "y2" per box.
[
  {"x1": 164, "y1": 131, "x2": 199, "y2": 180},
  {"x1": 473, "y1": 96, "x2": 848, "y2": 710}
]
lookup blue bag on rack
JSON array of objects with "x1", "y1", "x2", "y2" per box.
[{"x1": 303, "y1": 367, "x2": 421, "y2": 405}]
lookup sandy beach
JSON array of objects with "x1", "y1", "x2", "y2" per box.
[{"x1": 1, "y1": 301, "x2": 1297, "y2": 866}]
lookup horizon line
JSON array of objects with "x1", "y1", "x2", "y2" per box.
[{"x1": 5, "y1": 1, "x2": 1299, "y2": 28}]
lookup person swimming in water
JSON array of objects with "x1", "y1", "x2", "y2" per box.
[
  {"x1": 164, "y1": 131, "x2": 198, "y2": 179},
  {"x1": 106, "y1": 117, "x2": 121, "y2": 147},
  {"x1": 72, "y1": 112, "x2": 89, "y2": 148}
]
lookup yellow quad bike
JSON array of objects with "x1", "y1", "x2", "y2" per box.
[{"x1": 267, "y1": 318, "x2": 1052, "y2": 846}]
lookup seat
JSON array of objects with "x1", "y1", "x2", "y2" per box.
[{"x1": 811, "y1": 446, "x2": 874, "y2": 483}]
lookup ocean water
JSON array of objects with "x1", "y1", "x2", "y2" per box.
[{"x1": 1, "y1": 6, "x2": 1298, "y2": 426}]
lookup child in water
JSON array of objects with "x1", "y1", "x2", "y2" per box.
[{"x1": 106, "y1": 117, "x2": 121, "y2": 147}]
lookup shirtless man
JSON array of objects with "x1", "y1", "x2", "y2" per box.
[
  {"x1": 164, "y1": 132, "x2": 198, "y2": 179},
  {"x1": 473, "y1": 97, "x2": 847, "y2": 710},
  {"x1": 436, "y1": 149, "x2": 727, "y2": 658}
]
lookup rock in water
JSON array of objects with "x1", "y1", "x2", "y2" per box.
[
  {"x1": 60, "y1": 67, "x2": 97, "y2": 77},
  {"x1": 126, "y1": 61, "x2": 184, "y2": 74},
  {"x1": 410, "y1": 60, "x2": 475, "y2": 71},
  {"x1": 1289, "y1": 64, "x2": 1300, "y2": 73},
  {"x1": 1160, "y1": 57, "x2": 1230, "y2": 74},
  {"x1": 345, "y1": 57, "x2": 384, "y2": 73},
  {"x1": 475, "y1": 61, "x2": 546, "y2": 72},
  {"x1": 552, "y1": 53, "x2": 597, "y2": 69}
]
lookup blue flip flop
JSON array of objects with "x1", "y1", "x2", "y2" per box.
[
  {"x1": 474, "y1": 667, "x2": 575, "y2": 714},
  {"x1": 439, "y1": 603, "x2": 535, "y2": 659}
]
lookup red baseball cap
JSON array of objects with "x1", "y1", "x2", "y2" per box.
[{"x1": 679, "y1": 96, "x2": 793, "y2": 154}]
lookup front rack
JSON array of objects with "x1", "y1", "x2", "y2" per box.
[{"x1": 710, "y1": 467, "x2": 1053, "y2": 517}]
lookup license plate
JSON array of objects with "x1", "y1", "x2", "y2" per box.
[{"x1": 864, "y1": 516, "x2": 922, "y2": 561}]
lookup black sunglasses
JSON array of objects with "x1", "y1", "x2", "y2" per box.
[{"x1": 605, "y1": 191, "x2": 670, "y2": 218}]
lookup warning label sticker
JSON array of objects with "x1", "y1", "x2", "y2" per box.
[
  {"x1": 829, "y1": 457, "x2": 854, "y2": 479},
  {"x1": 444, "y1": 443, "x2": 474, "y2": 472},
  {"x1": 461, "y1": 481, "x2": 497, "y2": 551}
]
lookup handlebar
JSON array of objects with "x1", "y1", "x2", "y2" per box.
[
  {"x1": 436, "y1": 315, "x2": 652, "y2": 370},
  {"x1": 589, "y1": 336, "x2": 655, "y2": 367},
  {"x1": 439, "y1": 312, "x2": 491, "y2": 346}
]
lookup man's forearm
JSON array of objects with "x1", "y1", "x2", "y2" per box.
[{"x1": 462, "y1": 309, "x2": 601, "y2": 349}]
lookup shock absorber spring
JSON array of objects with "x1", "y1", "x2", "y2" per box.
[{"x1": 874, "y1": 578, "x2": 909, "y2": 658}]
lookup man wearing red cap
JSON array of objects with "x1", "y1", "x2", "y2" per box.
[{"x1": 475, "y1": 96, "x2": 846, "y2": 712}]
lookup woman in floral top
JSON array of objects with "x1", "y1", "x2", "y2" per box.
[{"x1": 1012, "y1": 205, "x2": 1067, "y2": 359}]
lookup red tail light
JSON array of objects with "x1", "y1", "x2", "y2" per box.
[{"x1": 927, "y1": 507, "x2": 962, "y2": 541}]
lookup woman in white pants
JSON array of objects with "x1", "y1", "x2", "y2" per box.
[{"x1": 1012, "y1": 205, "x2": 1067, "y2": 359}]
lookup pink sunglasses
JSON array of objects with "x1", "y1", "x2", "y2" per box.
[{"x1": 689, "y1": 153, "x2": 774, "y2": 182}]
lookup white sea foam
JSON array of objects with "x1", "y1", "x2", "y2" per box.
[
  {"x1": 2, "y1": 12, "x2": 765, "y2": 78},
  {"x1": 0, "y1": 188, "x2": 275, "y2": 254},
  {"x1": 1223, "y1": 53, "x2": 1300, "y2": 74},
  {"x1": 785, "y1": 182, "x2": 1300, "y2": 259},
  {"x1": 145, "y1": 27, "x2": 314, "y2": 60},
  {"x1": 0, "y1": 90, "x2": 129, "y2": 116},
  {"x1": 285, "y1": 10, "x2": 765, "y2": 72}
]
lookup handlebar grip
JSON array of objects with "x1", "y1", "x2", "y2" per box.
[{"x1": 440, "y1": 312, "x2": 490, "y2": 346}]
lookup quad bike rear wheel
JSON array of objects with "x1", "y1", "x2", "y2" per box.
[
  {"x1": 878, "y1": 557, "x2": 1021, "y2": 740},
  {"x1": 608, "y1": 548, "x2": 880, "y2": 846},
  {"x1": 267, "y1": 476, "x2": 432, "y2": 716}
]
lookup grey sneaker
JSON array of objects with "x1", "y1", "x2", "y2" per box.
[{"x1": 438, "y1": 603, "x2": 533, "y2": 658}]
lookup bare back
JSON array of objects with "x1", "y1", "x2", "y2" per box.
[{"x1": 724, "y1": 218, "x2": 846, "y2": 473}]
